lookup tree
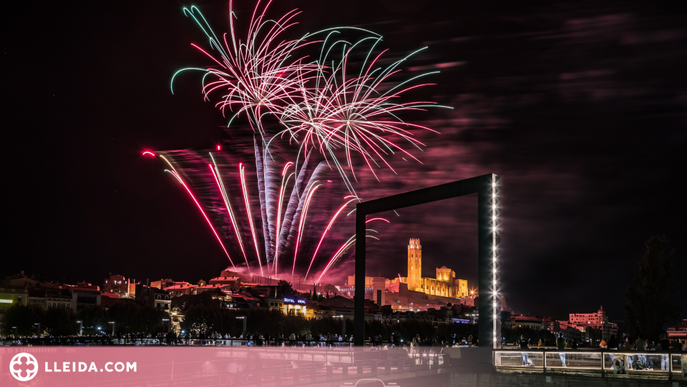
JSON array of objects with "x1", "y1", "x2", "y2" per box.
[
  {"x1": 0, "y1": 305, "x2": 45, "y2": 336},
  {"x1": 624, "y1": 235, "x2": 680, "y2": 341},
  {"x1": 77, "y1": 305, "x2": 109, "y2": 335},
  {"x1": 387, "y1": 319, "x2": 435, "y2": 342},
  {"x1": 44, "y1": 307, "x2": 78, "y2": 336},
  {"x1": 139, "y1": 306, "x2": 169, "y2": 334},
  {"x1": 181, "y1": 304, "x2": 215, "y2": 335},
  {"x1": 323, "y1": 284, "x2": 338, "y2": 295},
  {"x1": 179, "y1": 292, "x2": 220, "y2": 310},
  {"x1": 107, "y1": 300, "x2": 143, "y2": 334},
  {"x1": 282, "y1": 314, "x2": 309, "y2": 336},
  {"x1": 277, "y1": 280, "x2": 294, "y2": 297},
  {"x1": 246, "y1": 308, "x2": 286, "y2": 335}
]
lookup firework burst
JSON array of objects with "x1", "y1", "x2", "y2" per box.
[
  {"x1": 272, "y1": 33, "x2": 447, "y2": 194},
  {"x1": 172, "y1": 0, "x2": 322, "y2": 138},
  {"x1": 172, "y1": 1, "x2": 447, "y2": 195},
  {"x1": 144, "y1": 143, "x2": 387, "y2": 282}
]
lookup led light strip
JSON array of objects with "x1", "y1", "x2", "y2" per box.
[{"x1": 492, "y1": 175, "x2": 499, "y2": 347}]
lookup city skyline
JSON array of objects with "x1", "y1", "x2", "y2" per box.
[
  {"x1": 0, "y1": 267, "x2": 622, "y2": 324},
  {"x1": 4, "y1": 0, "x2": 686, "y2": 326}
]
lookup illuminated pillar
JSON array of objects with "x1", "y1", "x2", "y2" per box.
[
  {"x1": 354, "y1": 210, "x2": 366, "y2": 346},
  {"x1": 478, "y1": 174, "x2": 501, "y2": 348}
]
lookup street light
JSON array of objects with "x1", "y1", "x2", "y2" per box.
[
  {"x1": 12, "y1": 326, "x2": 17, "y2": 338},
  {"x1": 34, "y1": 323, "x2": 41, "y2": 337},
  {"x1": 235, "y1": 316, "x2": 246, "y2": 338},
  {"x1": 108, "y1": 321, "x2": 115, "y2": 336},
  {"x1": 76, "y1": 320, "x2": 83, "y2": 336},
  {"x1": 162, "y1": 318, "x2": 170, "y2": 333}
]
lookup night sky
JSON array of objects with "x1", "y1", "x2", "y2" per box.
[{"x1": 4, "y1": 0, "x2": 686, "y2": 323}]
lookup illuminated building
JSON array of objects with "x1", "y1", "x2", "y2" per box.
[
  {"x1": 27, "y1": 288, "x2": 73, "y2": 309},
  {"x1": 208, "y1": 275, "x2": 241, "y2": 291},
  {"x1": 341, "y1": 239, "x2": 471, "y2": 311},
  {"x1": 103, "y1": 274, "x2": 131, "y2": 298},
  {"x1": 264, "y1": 297, "x2": 313, "y2": 317},
  {"x1": 163, "y1": 283, "x2": 197, "y2": 297},
  {"x1": 70, "y1": 282, "x2": 102, "y2": 311},
  {"x1": 568, "y1": 306, "x2": 617, "y2": 340},
  {"x1": 1, "y1": 271, "x2": 40, "y2": 288},
  {"x1": 344, "y1": 276, "x2": 385, "y2": 306},
  {"x1": 151, "y1": 278, "x2": 176, "y2": 289},
  {"x1": 569, "y1": 306, "x2": 608, "y2": 326},
  {"x1": 511, "y1": 315, "x2": 548, "y2": 330},
  {"x1": 0, "y1": 288, "x2": 28, "y2": 318},
  {"x1": 135, "y1": 284, "x2": 171, "y2": 312},
  {"x1": 393, "y1": 238, "x2": 469, "y2": 298},
  {"x1": 100, "y1": 292, "x2": 121, "y2": 308},
  {"x1": 667, "y1": 319, "x2": 687, "y2": 340}
]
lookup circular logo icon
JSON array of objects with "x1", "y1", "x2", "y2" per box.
[{"x1": 10, "y1": 352, "x2": 39, "y2": 382}]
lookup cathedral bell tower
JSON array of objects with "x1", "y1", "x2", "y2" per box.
[{"x1": 407, "y1": 238, "x2": 422, "y2": 291}]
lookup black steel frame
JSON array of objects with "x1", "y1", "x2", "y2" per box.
[{"x1": 354, "y1": 173, "x2": 500, "y2": 347}]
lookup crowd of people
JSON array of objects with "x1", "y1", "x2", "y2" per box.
[{"x1": 517, "y1": 333, "x2": 686, "y2": 370}]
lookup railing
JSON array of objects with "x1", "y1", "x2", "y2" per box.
[
  {"x1": 495, "y1": 349, "x2": 686, "y2": 378},
  {"x1": 1, "y1": 337, "x2": 395, "y2": 349}
]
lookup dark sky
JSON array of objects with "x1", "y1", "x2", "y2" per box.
[{"x1": 3, "y1": 0, "x2": 686, "y2": 323}]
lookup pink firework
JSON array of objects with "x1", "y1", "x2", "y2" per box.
[
  {"x1": 147, "y1": 144, "x2": 388, "y2": 282},
  {"x1": 158, "y1": 155, "x2": 238, "y2": 271}
]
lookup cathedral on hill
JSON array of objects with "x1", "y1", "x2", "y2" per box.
[
  {"x1": 344, "y1": 238, "x2": 470, "y2": 309},
  {"x1": 392, "y1": 238, "x2": 469, "y2": 298}
]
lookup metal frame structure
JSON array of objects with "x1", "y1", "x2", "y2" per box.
[{"x1": 354, "y1": 174, "x2": 501, "y2": 347}]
